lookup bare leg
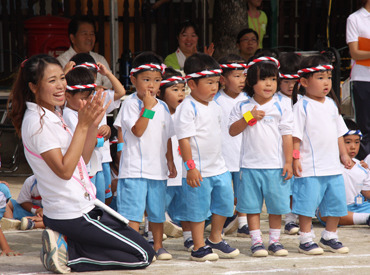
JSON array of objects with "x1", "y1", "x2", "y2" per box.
[
  {"x1": 209, "y1": 214, "x2": 226, "y2": 243},
  {"x1": 150, "y1": 222, "x2": 164, "y2": 251},
  {"x1": 129, "y1": 221, "x2": 140, "y2": 232},
  {"x1": 190, "y1": 221, "x2": 205, "y2": 250},
  {"x1": 247, "y1": 213, "x2": 260, "y2": 231}
]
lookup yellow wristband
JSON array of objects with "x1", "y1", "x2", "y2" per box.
[{"x1": 243, "y1": 111, "x2": 257, "y2": 126}]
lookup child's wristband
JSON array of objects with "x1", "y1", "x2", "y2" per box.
[
  {"x1": 243, "y1": 111, "x2": 257, "y2": 126},
  {"x1": 184, "y1": 160, "x2": 196, "y2": 171},
  {"x1": 96, "y1": 136, "x2": 104, "y2": 147},
  {"x1": 293, "y1": 149, "x2": 300, "y2": 160},
  {"x1": 141, "y1": 108, "x2": 155, "y2": 119},
  {"x1": 117, "y1": 142, "x2": 123, "y2": 152},
  {"x1": 31, "y1": 205, "x2": 40, "y2": 214}
]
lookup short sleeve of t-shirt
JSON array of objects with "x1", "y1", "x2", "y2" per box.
[
  {"x1": 346, "y1": 14, "x2": 358, "y2": 43},
  {"x1": 174, "y1": 101, "x2": 197, "y2": 140},
  {"x1": 228, "y1": 101, "x2": 244, "y2": 128},
  {"x1": 336, "y1": 114, "x2": 348, "y2": 138},
  {"x1": 292, "y1": 101, "x2": 307, "y2": 140},
  {"x1": 279, "y1": 102, "x2": 293, "y2": 136},
  {"x1": 121, "y1": 98, "x2": 140, "y2": 135},
  {"x1": 105, "y1": 89, "x2": 121, "y2": 114},
  {"x1": 16, "y1": 176, "x2": 36, "y2": 204},
  {"x1": 113, "y1": 104, "x2": 123, "y2": 129}
]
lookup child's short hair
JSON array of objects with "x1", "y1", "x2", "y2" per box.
[
  {"x1": 70, "y1": 53, "x2": 98, "y2": 75},
  {"x1": 279, "y1": 52, "x2": 301, "y2": 75},
  {"x1": 292, "y1": 54, "x2": 340, "y2": 111},
  {"x1": 236, "y1": 28, "x2": 259, "y2": 44},
  {"x1": 131, "y1": 51, "x2": 164, "y2": 77},
  {"x1": 218, "y1": 54, "x2": 246, "y2": 77},
  {"x1": 252, "y1": 49, "x2": 280, "y2": 61},
  {"x1": 245, "y1": 53, "x2": 279, "y2": 97},
  {"x1": 158, "y1": 68, "x2": 183, "y2": 100},
  {"x1": 66, "y1": 67, "x2": 95, "y2": 95},
  {"x1": 184, "y1": 53, "x2": 221, "y2": 84}
]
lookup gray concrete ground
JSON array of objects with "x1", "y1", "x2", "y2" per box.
[{"x1": 1, "y1": 176, "x2": 369, "y2": 275}]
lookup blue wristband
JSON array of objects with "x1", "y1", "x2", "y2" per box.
[
  {"x1": 96, "y1": 137, "x2": 104, "y2": 147},
  {"x1": 117, "y1": 142, "x2": 123, "y2": 152}
]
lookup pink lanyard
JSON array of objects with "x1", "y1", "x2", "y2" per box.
[{"x1": 24, "y1": 111, "x2": 96, "y2": 201}]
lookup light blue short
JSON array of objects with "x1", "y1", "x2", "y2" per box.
[
  {"x1": 90, "y1": 171, "x2": 106, "y2": 202},
  {"x1": 236, "y1": 168, "x2": 291, "y2": 215},
  {"x1": 182, "y1": 171, "x2": 234, "y2": 222},
  {"x1": 287, "y1": 176, "x2": 294, "y2": 196},
  {"x1": 102, "y1": 162, "x2": 112, "y2": 199},
  {"x1": 10, "y1": 199, "x2": 34, "y2": 220},
  {"x1": 231, "y1": 171, "x2": 241, "y2": 199},
  {"x1": 292, "y1": 175, "x2": 347, "y2": 218},
  {"x1": 117, "y1": 178, "x2": 167, "y2": 223},
  {"x1": 166, "y1": 186, "x2": 188, "y2": 224}
]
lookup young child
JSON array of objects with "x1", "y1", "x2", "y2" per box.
[
  {"x1": 316, "y1": 119, "x2": 370, "y2": 226},
  {"x1": 116, "y1": 52, "x2": 176, "y2": 260},
  {"x1": 63, "y1": 67, "x2": 106, "y2": 201},
  {"x1": 229, "y1": 55, "x2": 293, "y2": 257},
  {"x1": 9, "y1": 54, "x2": 154, "y2": 272},
  {"x1": 68, "y1": 53, "x2": 125, "y2": 204},
  {"x1": 292, "y1": 54, "x2": 351, "y2": 255},
  {"x1": 277, "y1": 52, "x2": 301, "y2": 235},
  {"x1": 0, "y1": 181, "x2": 20, "y2": 256},
  {"x1": 4, "y1": 175, "x2": 45, "y2": 230},
  {"x1": 216, "y1": 54, "x2": 249, "y2": 237},
  {"x1": 174, "y1": 52, "x2": 239, "y2": 262},
  {"x1": 157, "y1": 68, "x2": 193, "y2": 250}
]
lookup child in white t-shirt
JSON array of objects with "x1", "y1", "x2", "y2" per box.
[
  {"x1": 215, "y1": 54, "x2": 249, "y2": 237},
  {"x1": 316, "y1": 119, "x2": 370, "y2": 226},
  {"x1": 292, "y1": 54, "x2": 351, "y2": 255},
  {"x1": 115, "y1": 52, "x2": 176, "y2": 260},
  {"x1": 277, "y1": 52, "x2": 302, "y2": 235},
  {"x1": 158, "y1": 68, "x2": 193, "y2": 249},
  {"x1": 229, "y1": 55, "x2": 293, "y2": 257},
  {"x1": 175, "y1": 53, "x2": 239, "y2": 262},
  {"x1": 0, "y1": 181, "x2": 20, "y2": 256},
  {"x1": 4, "y1": 175, "x2": 45, "y2": 230}
]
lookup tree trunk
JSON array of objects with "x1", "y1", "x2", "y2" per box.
[{"x1": 212, "y1": 0, "x2": 249, "y2": 60}]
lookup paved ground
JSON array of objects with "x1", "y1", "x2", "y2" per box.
[{"x1": 1, "y1": 176, "x2": 369, "y2": 275}]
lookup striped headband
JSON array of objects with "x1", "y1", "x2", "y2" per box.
[
  {"x1": 66, "y1": 83, "x2": 97, "y2": 91},
  {"x1": 344, "y1": 129, "x2": 363, "y2": 140},
  {"x1": 279, "y1": 73, "x2": 299, "y2": 79},
  {"x1": 130, "y1": 64, "x2": 165, "y2": 76},
  {"x1": 244, "y1": 56, "x2": 280, "y2": 74},
  {"x1": 160, "y1": 76, "x2": 185, "y2": 87},
  {"x1": 74, "y1": 62, "x2": 99, "y2": 71},
  {"x1": 297, "y1": 64, "x2": 333, "y2": 77},
  {"x1": 220, "y1": 63, "x2": 248, "y2": 70},
  {"x1": 185, "y1": 69, "x2": 223, "y2": 80}
]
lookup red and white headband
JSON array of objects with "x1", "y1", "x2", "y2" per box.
[
  {"x1": 66, "y1": 83, "x2": 97, "y2": 91},
  {"x1": 130, "y1": 64, "x2": 165, "y2": 76},
  {"x1": 244, "y1": 56, "x2": 280, "y2": 74},
  {"x1": 160, "y1": 76, "x2": 185, "y2": 87},
  {"x1": 185, "y1": 69, "x2": 223, "y2": 80},
  {"x1": 297, "y1": 64, "x2": 333, "y2": 77},
  {"x1": 279, "y1": 73, "x2": 299, "y2": 79},
  {"x1": 220, "y1": 63, "x2": 248, "y2": 70},
  {"x1": 74, "y1": 62, "x2": 99, "y2": 72}
]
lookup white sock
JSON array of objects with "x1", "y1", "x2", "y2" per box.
[
  {"x1": 183, "y1": 231, "x2": 192, "y2": 242},
  {"x1": 284, "y1": 212, "x2": 298, "y2": 224},
  {"x1": 299, "y1": 231, "x2": 314, "y2": 244},
  {"x1": 321, "y1": 230, "x2": 338, "y2": 241},
  {"x1": 238, "y1": 216, "x2": 248, "y2": 229},
  {"x1": 250, "y1": 229, "x2": 262, "y2": 245},
  {"x1": 353, "y1": 213, "x2": 370, "y2": 225},
  {"x1": 269, "y1": 228, "x2": 281, "y2": 245},
  {"x1": 144, "y1": 217, "x2": 149, "y2": 232},
  {"x1": 148, "y1": 231, "x2": 153, "y2": 242}
]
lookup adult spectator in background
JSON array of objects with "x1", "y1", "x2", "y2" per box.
[
  {"x1": 247, "y1": 0, "x2": 267, "y2": 48},
  {"x1": 346, "y1": 0, "x2": 370, "y2": 156},
  {"x1": 57, "y1": 16, "x2": 112, "y2": 88},
  {"x1": 236, "y1": 28, "x2": 259, "y2": 62},
  {"x1": 164, "y1": 20, "x2": 214, "y2": 71}
]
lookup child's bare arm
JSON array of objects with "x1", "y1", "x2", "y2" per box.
[
  {"x1": 282, "y1": 134, "x2": 293, "y2": 180},
  {"x1": 293, "y1": 137, "x2": 302, "y2": 177},
  {"x1": 97, "y1": 62, "x2": 126, "y2": 100},
  {"x1": 338, "y1": 136, "x2": 352, "y2": 169},
  {"x1": 64, "y1": 61, "x2": 75, "y2": 75},
  {"x1": 178, "y1": 138, "x2": 202, "y2": 187},
  {"x1": 166, "y1": 138, "x2": 177, "y2": 178},
  {"x1": 131, "y1": 91, "x2": 157, "y2": 137},
  {"x1": 98, "y1": 125, "x2": 111, "y2": 141},
  {"x1": 229, "y1": 118, "x2": 247, "y2": 137},
  {"x1": 0, "y1": 229, "x2": 21, "y2": 256},
  {"x1": 20, "y1": 202, "x2": 43, "y2": 217}
]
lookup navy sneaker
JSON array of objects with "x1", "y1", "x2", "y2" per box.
[
  {"x1": 20, "y1": 217, "x2": 35, "y2": 230},
  {"x1": 284, "y1": 222, "x2": 299, "y2": 235},
  {"x1": 268, "y1": 242, "x2": 288, "y2": 256},
  {"x1": 184, "y1": 238, "x2": 194, "y2": 252},
  {"x1": 319, "y1": 238, "x2": 349, "y2": 254},
  {"x1": 190, "y1": 245, "x2": 219, "y2": 262},
  {"x1": 223, "y1": 214, "x2": 238, "y2": 235},
  {"x1": 298, "y1": 241, "x2": 324, "y2": 255},
  {"x1": 251, "y1": 241, "x2": 268, "y2": 257},
  {"x1": 205, "y1": 238, "x2": 240, "y2": 258},
  {"x1": 237, "y1": 225, "x2": 250, "y2": 238},
  {"x1": 155, "y1": 247, "x2": 172, "y2": 260}
]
